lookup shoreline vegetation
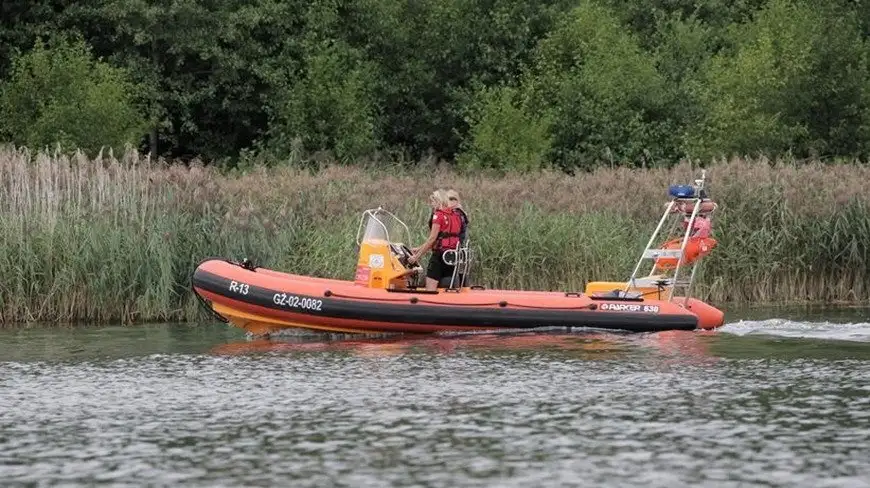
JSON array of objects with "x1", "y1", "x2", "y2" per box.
[{"x1": 1, "y1": 145, "x2": 868, "y2": 325}]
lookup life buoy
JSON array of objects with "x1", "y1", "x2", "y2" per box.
[
  {"x1": 670, "y1": 200, "x2": 717, "y2": 215},
  {"x1": 654, "y1": 237, "x2": 718, "y2": 269}
]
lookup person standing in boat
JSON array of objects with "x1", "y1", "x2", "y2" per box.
[
  {"x1": 408, "y1": 189, "x2": 463, "y2": 290},
  {"x1": 446, "y1": 189, "x2": 469, "y2": 245},
  {"x1": 425, "y1": 189, "x2": 469, "y2": 244}
]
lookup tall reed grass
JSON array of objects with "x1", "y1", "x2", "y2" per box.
[{"x1": 1, "y1": 145, "x2": 868, "y2": 324}]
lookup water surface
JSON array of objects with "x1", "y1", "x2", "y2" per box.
[{"x1": 1, "y1": 306, "x2": 869, "y2": 487}]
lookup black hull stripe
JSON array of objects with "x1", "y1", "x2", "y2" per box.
[{"x1": 192, "y1": 268, "x2": 699, "y2": 332}]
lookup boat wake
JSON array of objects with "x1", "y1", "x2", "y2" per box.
[{"x1": 721, "y1": 318, "x2": 870, "y2": 343}]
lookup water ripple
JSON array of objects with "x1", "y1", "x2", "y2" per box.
[
  {"x1": 722, "y1": 318, "x2": 870, "y2": 342},
  {"x1": 1, "y1": 327, "x2": 870, "y2": 488}
]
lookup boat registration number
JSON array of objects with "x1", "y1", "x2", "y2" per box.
[
  {"x1": 599, "y1": 303, "x2": 660, "y2": 313},
  {"x1": 229, "y1": 280, "x2": 250, "y2": 295},
  {"x1": 273, "y1": 293, "x2": 323, "y2": 311}
]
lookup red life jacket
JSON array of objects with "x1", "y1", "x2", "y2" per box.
[
  {"x1": 433, "y1": 208, "x2": 462, "y2": 251},
  {"x1": 428, "y1": 207, "x2": 469, "y2": 242}
]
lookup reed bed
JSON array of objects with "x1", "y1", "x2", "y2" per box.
[{"x1": 0, "y1": 145, "x2": 868, "y2": 324}]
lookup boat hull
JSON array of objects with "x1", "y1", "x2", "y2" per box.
[{"x1": 191, "y1": 259, "x2": 725, "y2": 336}]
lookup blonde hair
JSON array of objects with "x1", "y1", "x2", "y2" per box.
[{"x1": 429, "y1": 188, "x2": 450, "y2": 209}]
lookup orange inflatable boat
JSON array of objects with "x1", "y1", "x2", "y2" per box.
[{"x1": 192, "y1": 172, "x2": 725, "y2": 336}]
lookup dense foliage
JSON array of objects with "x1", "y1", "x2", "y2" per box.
[{"x1": 2, "y1": 0, "x2": 870, "y2": 167}]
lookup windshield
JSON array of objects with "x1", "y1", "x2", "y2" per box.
[{"x1": 357, "y1": 208, "x2": 409, "y2": 245}]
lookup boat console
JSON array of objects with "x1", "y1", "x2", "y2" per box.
[{"x1": 353, "y1": 207, "x2": 473, "y2": 291}]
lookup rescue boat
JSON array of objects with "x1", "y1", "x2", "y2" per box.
[{"x1": 192, "y1": 171, "x2": 725, "y2": 336}]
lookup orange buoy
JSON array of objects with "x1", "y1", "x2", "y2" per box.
[
  {"x1": 654, "y1": 237, "x2": 718, "y2": 269},
  {"x1": 671, "y1": 200, "x2": 717, "y2": 215}
]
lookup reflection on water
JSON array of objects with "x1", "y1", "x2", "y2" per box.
[
  {"x1": 212, "y1": 330, "x2": 645, "y2": 356},
  {"x1": 208, "y1": 329, "x2": 725, "y2": 367},
  {"x1": 0, "y1": 322, "x2": 244, "y2": 363},
  {"x1": 1, "y1": 306, "x2": 870, "y2": 487}
]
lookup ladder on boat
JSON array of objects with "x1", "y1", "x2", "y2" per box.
[{"x1": 624, "y1": 170, "x2": 717, "y2": 305}]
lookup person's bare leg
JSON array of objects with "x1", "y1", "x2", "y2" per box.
[{"x1": 425, "y1": 277, "x2": 439, "y2": 290}]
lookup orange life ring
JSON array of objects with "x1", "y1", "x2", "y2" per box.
[
  {"x1": 670, "y1": 200, "x2": 717, "y2": 215},
  {"x1": 654, "y1": 237, "x2": 717, "y2": 269}
]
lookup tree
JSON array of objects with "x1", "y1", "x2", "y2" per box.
[
  {"x1": 0, "y1": 37, "x2": 147, "y2": 154},
  {"x1": 685, "y1": 0, "x2": 870, "y2": 160},
  {"x1": 61, "y1": 0, "x2": 309, "y2": 161},
  {"x1": 0, "y1": 1, "x2": 70, "y2": 81},
  {"x1": 264, "y1": 39, "x2": 380, "y2": 162},
  {"x1": 516, "y1": 2, "x2": 673, "y2": 169},
  {"x1": 320, "y1": 0, "x2": 575, "y2": 161},
  {"x1": 456, "y1": 85, "x2": 553, "y2": 172}
]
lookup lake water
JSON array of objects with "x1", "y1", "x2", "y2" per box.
[{"x1": 1, "y1": 306, "x2": 870, "y2": 487}]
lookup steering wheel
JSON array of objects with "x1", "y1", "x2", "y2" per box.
[{"x1": 391, "y1": 244, "x2": 415, "y2": 268}]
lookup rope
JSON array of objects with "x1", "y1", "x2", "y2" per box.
[{"x1": 323, "y1": 290, "x2": 597, "y2": 310}]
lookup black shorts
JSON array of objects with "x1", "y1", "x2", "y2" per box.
[{"x1": 426, "y1": 250, "x2": 455, "y2": 282}]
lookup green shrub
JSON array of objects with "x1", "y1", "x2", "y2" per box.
[
  {"x1": 0, "y1": 37, "x2": 147, "y2": 155},
  {"x1": 456, "y1": 85, "x2": 553, "y2": 172},
  {"x1": 685, "y1": 0, "x2": 870, "y2": 160},
  {"x1": 515, "y1": 2, "x2": 675, "y2": 169}
]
